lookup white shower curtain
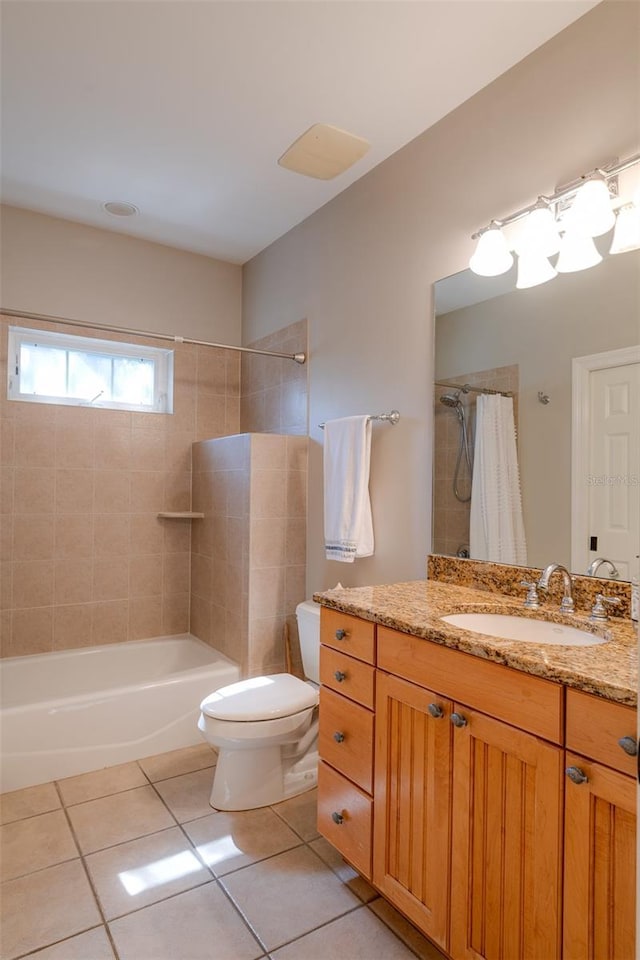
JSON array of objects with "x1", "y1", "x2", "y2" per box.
[{"x1": 469, "y1": 394, "x2": 527, "y2": 565}]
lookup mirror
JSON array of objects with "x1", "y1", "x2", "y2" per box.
[{"x1": 433, "y1": 247, "x2": 639, "y2": 579}]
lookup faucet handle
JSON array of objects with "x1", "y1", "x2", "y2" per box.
[
  {"x1": 589, "y1": 594, "x2": 622, "y2": 622},
  {"x1": 520, "y1": 580, "x2": 541, "y2": 609}
]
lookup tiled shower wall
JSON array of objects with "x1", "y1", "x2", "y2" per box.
[
  {"x1": 0, "y1": 314, "x2": 240, "y2": 657},
  {"x1": 191, "y1": 433, "x2": 307, "y2": 677},
  {"x1": 433, "y1": 364, "x2": 519, "y2": 557},
  {"x1": 240, "y1": 319, "x2": 308, "y2": 435}
]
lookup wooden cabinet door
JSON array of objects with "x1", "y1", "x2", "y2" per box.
[
  {"x1": 373, "y1": 672, "x2": 452, "y2": 951},
  {"x1": 563, "y1": 752, "x2": 636, "y2": 960},
  {"x1": 450, "y1": 706, "x2": 563, "y2": 960}
]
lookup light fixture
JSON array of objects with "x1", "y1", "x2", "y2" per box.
[
  {"x1": 516, "y1": 253, "x2": 557, "y2": 289},
  {"x1": 565, "y1": 176, "x2": 615, "y2": 237},
  {"x1": 610, "y1": 203, "x2": 640, "y2": 254},
  {"x1": 102, "y1": 201, "x2": 139, "y2": 217},
  {"x1": 468, "y1": 151, "x2": 640, "y2": 287},
  {"x1": 555, "y1": 230, "x2": 602, "y2": 273},
  {"x1": 515, "y1": 203, "x2": 561, "y2": 257},
  {"x1": 469, "y1": 225, "x2": 513, "y2": 277}
]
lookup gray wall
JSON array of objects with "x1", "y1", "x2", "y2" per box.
[
  {"x1": 242, "y1": 1, "x2": 640, "y2": 593},
  {"x1": 0, "y1": 205, "x2": 242, "y2": 343}
]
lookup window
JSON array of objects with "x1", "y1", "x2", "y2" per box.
[{"x1": 7, "y1": 326, "x2": 174, "y2": 414}]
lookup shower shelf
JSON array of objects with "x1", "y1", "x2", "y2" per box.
[{"x1": 157, "y1": 512, "x2": 205, "y2": 519}]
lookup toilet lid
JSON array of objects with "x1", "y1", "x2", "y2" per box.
[{"x1": 200, "y1": 674, "x2": 318, "y2": 721}]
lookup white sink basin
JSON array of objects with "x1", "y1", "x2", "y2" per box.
[{"x1": 441, "y1": 613, "x2": 606, "y2": 647}]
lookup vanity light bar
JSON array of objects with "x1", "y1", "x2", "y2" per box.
[{"x1": 471, "y1": 151, "x2": 640, "y2": 240}]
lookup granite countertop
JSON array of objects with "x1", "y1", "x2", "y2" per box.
[{"x1": 313, "y1": 579, "x2": 638, "y2": 707}]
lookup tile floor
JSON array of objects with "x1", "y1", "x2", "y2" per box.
[{"x1": 0, "y1": 745, "x2": 447, "y2": 960}]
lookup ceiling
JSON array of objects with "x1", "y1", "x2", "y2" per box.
[{"x1": 1, "y1": 1, "x2": 598, "y2": 264}]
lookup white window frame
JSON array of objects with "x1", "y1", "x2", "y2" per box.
[{"x1": 7, "y1": 326, "x2": 174, "y2": 414}]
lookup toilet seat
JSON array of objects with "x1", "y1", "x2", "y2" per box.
[{"x1": 200, "y1": 674, "x2": 318, "y2": 722}]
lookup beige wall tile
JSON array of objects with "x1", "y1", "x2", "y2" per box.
[
  {"x1": 162, "y1": 593, "x2": 189, "y2": 634},
  {"x1": 130, "y1": 429, "x2": 164, "y2": 471},
  {"x1": 53, "y1": 603, "x2": 94, "y2": 650},
  {"x1": 13, "y1": 560, "x2": 54, "y2": 607},
  {"x1": 91, "y1": 600, "x2": 128, "y2": 645},
  {"x1": 13, "y1": 516, "x2": 55, "y2": 561},
  {"x1": 54, "y1": 559, "x2": 93, "y2": 604},
  {"x1": 55, "y1": 516, "x2": 94, "y2": 558},
  {"x1": 250, "y1": 518, "x2": 286, "y2": 568},
  {"x1": 163, "y1": 519, "x2": 191, "y2": 554},
  {"x1": 286, "y1": 471, "x2": 307, "y2": 519},
  {"x1": 55, "y1": 422, "x2": 94, "y2": 469},
  {"x1": 190, "y1": 594, "x2": 211, "y2": 645},
  {"x1": 14, "y1": 422, "x2": 56, "y2": 468},
  {"x1": 251, "y1": 470, "x2": 286, "y2": 519},
  {"x1": 163, "y1": 553, "x2": 190, "y2": 595},
  {"x1": 11, "y1": 606, "x2": 53, "y2": 655},
  {"x1": 191, "y1": 553, "x2": 212, "y2": 600},
  {"x1": 130, "y1": 471, "x2": 164, "y2": 512},
  {"x1": 93, "y1": 514, "x2": 130, "y2": 558},
  {"x1": 163, "y1": 470, "x2": 191, "y2": 511},
  {"x1": 1, "y1": 418, "x2": 16, "y2": 466},
  {"x1": 249, "y1": 567, "x2": 286, "y2": 620},
  {"x1": 93, "y1": 559, "x2": 129, "y2": 602},
  {"x1": 94, "y1": 428, "x2": 132, "y2": 471},
  {"x1": 56, "y1": 469, "x2": 94, "y2": 514},
  {"x1": 253, "y1": 433, "x2": 287, "y2": 470},
  {"x1": 129, "y1": 557, "x2": 163, "y2": 598},
  {"x1": 0, "y1": 516, "x2": 12, "y2": 561},
  {"x1": 1, "y1": 560, "x2": 12, "y2": 609},
  {"x1": 130, "y1": 514, "x2": 164, "y2": 555},
  {"x1": 93, "y1": 470, "x2": 130, "y2": 514},
  {"x1": 129, "y1": 595, "x2": 162, "y2": 640},
  {"x1": 13, "y1": 467, "x2": 54, "y2": 514}
]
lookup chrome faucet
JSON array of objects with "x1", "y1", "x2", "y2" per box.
[
  {"x1": 586, "y1": 557, "x2": 619, "y2": 579},
  {"x1": 537, "y1": 563, "x2": 575, "y2": 613}
]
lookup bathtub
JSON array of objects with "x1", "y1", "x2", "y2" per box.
[{"x1": 0, "y1": 634, "x2": 240, "y2": 793}]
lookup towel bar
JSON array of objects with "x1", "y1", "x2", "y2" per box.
[{"x1": 319, "y1": 410, "x2": 400, "y2": 429}]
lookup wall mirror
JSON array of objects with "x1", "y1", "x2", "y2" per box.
[{"x1": 433, "y1": 246, "x2": 639, "y2": 580}]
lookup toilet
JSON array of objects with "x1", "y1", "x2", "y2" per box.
[{"x1": 198, "y1": 600, "x2": 321, "y2": 811}]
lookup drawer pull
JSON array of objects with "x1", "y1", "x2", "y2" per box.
[
  {"x1": 566, "y1": 766, "x2": 589, "y2": 785},
  {"x1": 428, "y1": 703, "x2": 444, "y2": 719},
  {"x1": 335, "y1": 629, "x2": 348, "y2": 641},
  {"x1": 450, "y1": 712, "x2": 467, "y2": 728},
  {"x1": 331, "y1": 811, "x2": 344, "y2": 825},
  {"x1": 618, "y1": 736, "x2": 638, "y2": 757},
  {"x1": 334, "y1": 670, "x2": 347, "y2": 683},
  {"x1": 333, "y1": 731, "x2": 345, "y2": 743}
]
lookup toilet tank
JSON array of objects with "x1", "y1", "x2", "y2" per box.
[{"x1": 295, "y1": 600, "x2": 321, "y2": 684}]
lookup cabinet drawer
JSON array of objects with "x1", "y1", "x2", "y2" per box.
[
  {"x1": 321, "y1": 609, "x2": 375, "y2": 664},
  {"x1": 378, "y1": 626, "x2": 563, "y2": 743},
  {"x1": 566, "y1": 689, "x2": 637, "y2": 777},
  {"x1": 317, "y1": 761, "x2": 372, "y2": 879},
  {"x1": 320, "y1": 646, "x2": 375, "y2": 709},
  {"x1": 319, "y1": 686, "x2": 374, "y2": 792}
]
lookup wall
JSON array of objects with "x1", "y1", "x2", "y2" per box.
[
  {"x1": 191, "y1": 433, "x2": 308, "y2": 677},
  {"x1": 436, "y1": 249, "x2": 639, "y2": 567},
  {"x1": 242, "y1": 1, "x2": 640, "y2": 593},
  {"x1": 240, "y1": 319, "x2": 308, "y2": 435},
  {"x1": 0, "y1": 205, "x2": 242, "y2": 343}
]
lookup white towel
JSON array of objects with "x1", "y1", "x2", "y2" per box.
[
  {"x1": 323, "y1": 416, "x2": 374, "y2": 562},
  {"x1": 469, "y1": 394, "x2": 527, "y2": 565}
]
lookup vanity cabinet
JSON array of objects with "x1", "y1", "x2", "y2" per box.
[
  {"x1": 317, "y1": 611, "x2": 375, "y2": 879},
  {"x1": 563, "y1": 690, "x2": 637, "y2": 960},
  {"x1": 375, "y1": 626, "x2": 563, "y2": 958}
]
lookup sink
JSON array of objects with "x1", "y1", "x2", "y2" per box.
[{"x1": 441, "y1": 613, "x2": 606, "y2": 647}]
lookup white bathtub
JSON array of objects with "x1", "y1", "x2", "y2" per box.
[{"x1": 0, "y1": 634, "x2": 240, "y2": 793}]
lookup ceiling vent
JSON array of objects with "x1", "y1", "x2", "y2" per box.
[
  {"x1": 278, "y1": 123, "x2": 370, "y2": 180},
  {"x1": 102, "y1": 201, "x2": 139, "y2": 217}
]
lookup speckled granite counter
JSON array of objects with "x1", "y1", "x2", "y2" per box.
[{"x1": 313, "y1": 580, "x2": 638, "y2": 707}]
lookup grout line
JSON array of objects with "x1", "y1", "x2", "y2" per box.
[{"x1": 14, "y1": 924, "x2": 109, "y2": 960}]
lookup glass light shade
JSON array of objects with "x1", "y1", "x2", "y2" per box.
[
  {"x1": 555, "y1": 229, "x2": 602, "y2": 273},
  {"x1": 567, "y1": 177, "x2": 615, "y2": 237},
  {"x1": 515, "y1": 206, "x2": 561, "y2": 257},
  {"x1": 516, "y1": 253, "x2": 557, "y2": 289},
  {"x1": 610, "y1": 204, "x2": 640, "y2": 254},
  {"x1": 469, "y1": 228, "x2": 513, "y2": 277}
]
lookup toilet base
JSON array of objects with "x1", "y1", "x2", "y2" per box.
[{"x1": 209, "y1": 744, "x2": 318, "y2": 811}]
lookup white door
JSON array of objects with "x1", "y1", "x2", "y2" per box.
[{"x1": 587, "y1": 362, "x2": 640, "y2": 580}]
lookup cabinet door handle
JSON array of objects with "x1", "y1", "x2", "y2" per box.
[
  {"x1": 333, "y1": 731, "x2": 345, "y2": 743},
  {"x1": 428, "y1": 703, "x2": 444, "y2": 719},
  {"x1": 331, "y1": 811, "x2": 344, "y2": 825},
  {"x1": 335, "y1": 629, "x2": 348, "y2": 641},
  {"x1": 618, "y1": 736, "x2": 638, "y2": 757},
  {"x1": 334, "y1": 671, "x2": 347, "y2": 683},
  {"x1": 450, "y1": 712, "x2": 467, "y2": 728},
  {"x1": 566, "y1": 766, "x2": 589, "y2": 785}
]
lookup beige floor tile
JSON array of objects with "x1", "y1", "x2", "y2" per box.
[
  {"x1": 25, "y1": 926, "x2": 115, "y2": 960},
  {"x1": 271, "y1": 787, "x2": 319, "y2": 840},
  {"x1": 271, "y1": 905, "x2": 420, "y2": 959},
  {"x1": 109, "y1": 882, "x2": 263, "y2": 960},
  {"x1": 152, "y1": 768, "x2": 215, "y2": 823},
  {"x1": 67, "y1": 786, "x2": 175, "y2": 854},
  {"x1": 137, "y1": 743, "x2": 216, "y2": 782},
  {"x1": 369, "y1": 898, "x2": 448, "y2": 960},
  {"x1": 0, "y1": 810, "x2": 78, "y2": 882},
  {"x1": 184, "y1": 807, "x2": 301, "y2": 876},
  {"x1": 0, "y1": 859, "x2": 101, "y2": 960},
  {"x1": 57, "y1": 762, "x2": 148, "y2": 806},
  {"x1": 85, "y1": 826, "x2": 211, "y2": 919},
  {"x1": 220, "y1": 844, "x2": 360, "y2": 951},
  {"x1": 0, "y1": 781, "x2": 60, "y2": 825},
  {"x1": 309, "y1": 836, "x2": 378, "y2": 903}
]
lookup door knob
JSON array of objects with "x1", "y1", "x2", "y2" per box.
[
  {"x1": 331, "y1": 811, "x2": 344, "y2": 825},
  {"x1": 428, "y1": 703, "x2": 444, "y2": 718},
  {"x1": 618, "y1": 736, "x2": 638, "y2": 757},
  {"x1": 335, "y1": 629, "x2": 347, "y2": 641},
  {"x1": 334, "y1": 671, "x2": 347, "y2": 683},
  {"x1": 566, "y1": 766, "x2": 589, "y2": 785},
  {"x1": 333, "y1": 731, "x2": 345, "y2": 743},
  {"x1": 450, "y1": 712, "x2": 467, "y2": 728}
]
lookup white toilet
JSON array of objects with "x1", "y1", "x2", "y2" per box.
[{"x1": 198, "y1": 600, "x2": 321, "y2": 811}]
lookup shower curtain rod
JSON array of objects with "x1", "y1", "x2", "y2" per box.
[
  {"x1": 1, "y1": 308, "x2": 307, "y2": 364},
  {"x1": 435, "y1": 380, "x2": 512, "y2": 398}
]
